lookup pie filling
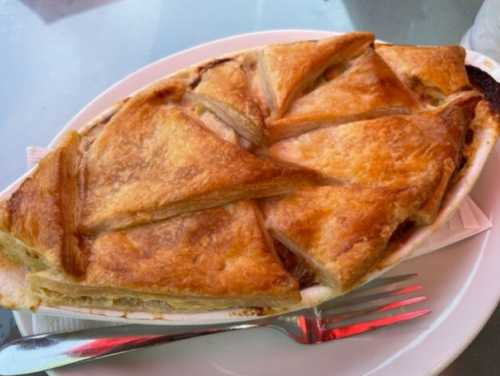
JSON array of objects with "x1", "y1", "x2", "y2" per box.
[{"x1": 29, "y1": 274, "x2": 298, "y2": 312}]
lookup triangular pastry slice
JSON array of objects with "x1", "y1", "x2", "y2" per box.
[
  {"x1": 264, "y1": 185, "x2": 426, "y2": 292},
  {"x1": 268, "y1": 96, "x2": 478, "y2": 215},
  {"x1": 267, "y1": 49, "x2": 420, "y2": 140},
  {"x1": 0, "y1": 131, "x2": 84, "y2": 274},
  {"x1": 29, "y1": 201, "x2": 300, "y2": 312},
  {"x1": 82, "y1": 94, "x2": 319, "y2": 233},
  {"x1": 187, "y1": 58, "x2": 265, "y2": 145},
  {"x1": 376, "y1": 44, "x2": 470, "y2": 104},
  {"x1": 258, "y1": 32, "x2": 374, "y2": 117}
]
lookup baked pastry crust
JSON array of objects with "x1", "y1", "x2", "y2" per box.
[
  {"x1": 0, "y1": 131, "x2": 83, "y2": 273},
  {"x1": 265, "y1": 94, "x2": 481, "y2": 290},
  {"x1": 0, "y1": 32, "x2": 497, "y2": 314},
  {"x1": 376, "y1": 44, "x2": 470, "y2": 103},
  {"x1": 81, "y1": 87, "x2": 319, "y2": 234},
  {"x1": 264, "y1": 185, "x2": 426, "y2": 291},
  {"x1": 30, "y1": 201, "x2": 300, "y2": 311},
  {"x1": 268, "y1": 94, "x2": 478, "y2": 195},
  {"x1": 258, "y1": 32, "x2": 374, "y2": 117},
  {"x1": 187, "y1": 57, "x2": 265, "y2": 145},
  {"x1": 267, "y1": 48, "x2": 420, "y2": 141}
]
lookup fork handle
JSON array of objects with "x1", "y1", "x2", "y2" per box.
[{"x1": 0, "y1": 322, "x2": 263, "y2": 375}]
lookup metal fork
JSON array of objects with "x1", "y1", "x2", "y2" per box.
[{"x1": 0, "y1": 274, "x2": 429, "y2": 375}]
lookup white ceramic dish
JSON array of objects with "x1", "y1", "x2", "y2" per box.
[{"x1": 2, "y1": 30, "x2": 499, "y2": 329}]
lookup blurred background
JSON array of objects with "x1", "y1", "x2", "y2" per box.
[{"x1": 0, "y1": 1, "x2": 498, "y2": 375}]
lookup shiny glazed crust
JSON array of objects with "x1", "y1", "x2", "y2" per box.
[
  {"x1": 264, "y1": 186, "x2": 424, "y2": 290},
  {"x1": 258, "y1": 32, "x2": 374, "y2": 117},
  {"x1": 187, "y1": 57, "x2": 265, "y2": 145},
  {"x1": 0, "y1": 32, "x2": 498, "y2": 314},
  {"x1": 81, "y1": 93, "x2": 319, "y2": 234},
  {"x1": 376, "y1": 43, "x2": 471, "y2": 102},
  {"x1": 267, "y1": 48, "x2": 420, "y2": 141},
  {"x1": 30, "y1": 201, "x2": 300, "y2": 311}
]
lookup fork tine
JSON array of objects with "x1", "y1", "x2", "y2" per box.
[
  {"x1": 319, "y1": 309, "x2": 431, "y2": 341},
  {"x1": 319, "y1": 283, "x2": 423, "y2": 311},
  {"x1": 321, "y1": 296, "x2": 427, "y2": 325}
]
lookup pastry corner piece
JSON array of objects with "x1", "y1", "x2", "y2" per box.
[
  {"x1": 0, "y1": 251, "x2": 38, "y2": 310},
  {"x1": 258, "y1": 31, "x2": 374, "y2": 118},
  {"x1": 266, "y1": 47, "x2": 420, "y2": 141},
  {"x1": 263, "y1": 186, "x2": 424, "y2": 292},
  {"x1": 81, "y1": 96, "x2": 320, "y2": 233},
  {"x1": 0, "y1": 130, "x2": 83, "y2": 274},
  {"x1": 186, "y1": 57, "x2": 266, "y2": 146},
  {"x1": 376, "y1": 43, "x2": 470, "y2": 104},
  {"x1": 29, "y1": 201, "x2": 301, "y2": 312}
]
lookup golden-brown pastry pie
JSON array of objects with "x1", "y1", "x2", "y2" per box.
[{"x1": 0, "y1": 32, "x2": 498, "y2": 315}]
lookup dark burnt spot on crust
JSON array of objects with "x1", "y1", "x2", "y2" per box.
[
  {"x1": 150, "y1": 81, "x2": 186, "y2": 103},
  {"x1": 200, "y1": 57, "x2": 234, "y2": 71},
  {"x1": 466, "y1": 65, "x2": 500, "y2": 113},
  {"x1": 465, "y1": 128, "x2": 474, "y2": 145},
  {"x1": 189, "y1": 75, "x2": 202, "y2": 90},
  {"x1": 457, "y1": 154, "x2": 468, "y2": 173},
  {"x1": 189, "y1": 58, "x2": 234, "y2": 90},
  {"x1": 387, "y1": 219, "x2": 416, "y2": 246}
]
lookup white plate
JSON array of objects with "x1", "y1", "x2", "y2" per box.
[{"x1": 12, "y1": 30, "x2": 500, "y2": 375}]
